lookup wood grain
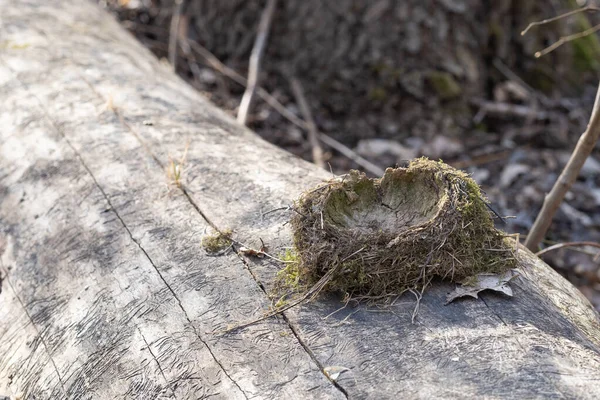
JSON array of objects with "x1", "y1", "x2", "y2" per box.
[{"x1": 1, "y1": 1, "x2": 599, "y2": 399}]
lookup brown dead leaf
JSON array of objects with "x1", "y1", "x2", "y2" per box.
[
  {"x1": 239, "y1": 238, "x2": 268, "y2": 258},
  {"x1": 446, "y1": 270, "x2": 518, "y2": 304}
]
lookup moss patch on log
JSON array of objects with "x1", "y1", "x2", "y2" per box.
[
  {"x1": 201, "y1": 229, "x2": 232, "y2": 253},
  {"x1": 285, "y1": 158, "x2": 515, "y2": 299}
]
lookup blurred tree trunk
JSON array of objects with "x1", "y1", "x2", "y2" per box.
[{"x1": 179, "y1": 0, "x2": 597, "y2": 145}]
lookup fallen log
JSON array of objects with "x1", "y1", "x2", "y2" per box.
[{"x1": 1, "y1": 1, "x2": 600, "y2": 399}]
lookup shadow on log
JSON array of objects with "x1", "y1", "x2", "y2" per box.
[{"x1": 1, "y1": 1, "x2": 600, "y2": 399}]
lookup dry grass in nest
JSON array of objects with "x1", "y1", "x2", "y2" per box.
[{"x1": 281, "y1": 157, "x2": 516, "y2": 302}]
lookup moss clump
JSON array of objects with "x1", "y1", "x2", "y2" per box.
[
  {"x1": 428, "y1": 71, "x2": 461, "y2": 100},
  {"x1": 287, "y1": 158, "x2": 515, "y2": 299},
  {"x1": 202, "y1": 229, "x2": 232, "y2": 252},
  {"x1": 276, "y1": 249, "x2": 302, "y2": 288}
]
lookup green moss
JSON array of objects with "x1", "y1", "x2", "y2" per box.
[
  {"x1": 428, "y1": 71, "x2": 461, "y2": 100},
  {"x1": 276, "y1": 249, "x2": 302, "y2": 288},
  {"x1": 283, "y1": 157, "x2": 515, "y2": 300},
  {"x1": 280, "y1": 248, "x2": 299, "y2": 263},
  {"x1": 201, "y1": 229, "x2": 232, "y2": 252}
]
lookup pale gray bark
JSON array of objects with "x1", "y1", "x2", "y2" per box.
[{"x1": 1, "y1": 1, "x2": 600, "y2": 399}]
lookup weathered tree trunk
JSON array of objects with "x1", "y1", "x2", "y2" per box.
[{"x1": 1, "y1": 1, "x2": 600, "y2": 399}]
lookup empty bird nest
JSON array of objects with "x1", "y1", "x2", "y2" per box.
[{"x1": 281, "y1": 158, "x2": 516, "y2": 301}]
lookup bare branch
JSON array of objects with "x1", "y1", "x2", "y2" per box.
[
  {"x1": 184, "y1": 39, "x2": 386, "y2": 176},
  {"x1": 492, "y1": 58, "x2": 552, "y2": 106},
  {"x1": 290, "y1": 77, "x2": 325, "y2": 168},
  {"x1": 521, "y1": 5, "x2": 600, "y2": 36},
  {"x1": 536, "y1": 241, "x2": 600, "y2": 257},
  {"x1": 186, "y1": 38, "x2": 307, "y2": 127},
  {"x1": 168, "y1": 0, "x2": 185, "y2": 71},
  {"x1": 521, "y1": 5, "x2": 600, "y2": 58},
  {"x1": 319, "y1": 134, "x2": 385, "y2": 176},
  {"x1": 471, "y1": 99, "x2": 549, "y2": 121},
  {"x1": 525, "y1": 83, "x2": 600, "y2": 250},
  {"x1": 535, "y1": 23, "x2": 600, "y2": 58},
  {"x1": 237, "y1": 0, "x2": 277, "y2": 125},
  {"x1": 173, "y1": 12, "x2": 205, "y2": 85}
]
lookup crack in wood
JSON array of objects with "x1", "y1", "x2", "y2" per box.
[
  {"x1": 138, "y1": 328, "x2": 174, "y2": 398},
  {"x1": 59, "y1": 135, "x2": 250, "y2": 400},
  {"x1": 75, "y1": 74, "x2": 346, "y2": 398},
  {"x1": 9, "y1": 70, "x2": 250, "y2": 399},
  {"x1": 230, "y1": 247, "x2": 349, "y2": 399},
  {"x1": 0, "y1": 259, "x2": 68, "y2": 397}
]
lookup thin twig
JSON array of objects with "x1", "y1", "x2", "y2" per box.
[
  {"x1": 176, "y1": 14, "x2": 204, "y2": 84},
  {"x1": 471, "y1": 99, "x2": 549, "y2": 121},
  {"x1": 184, "y1": 39, "x2": 386, "y2": 176},
  {"x1": 168, "y1": 0, "x2": 185, "y2": 71},
  {"x1": 525, "y1": 83, "x2": 600, "y2": 250},
  {"x1": 521, "y1": 5, "x2": 600, "y2": 36},
  {"x1": 212, "y1": 247, "x2": 365, "y2": 335},
  {"x1": 237, "y1": 0, "x2": 277, "y2": 125},
  {"x1": 290, "y1": 77, "x2": 325, "y2": 168},
  {"x1": 535, "y1": 23, "x2": 600, "y2": 58},
  {"x1": 408, "y1": 285, "x2": 425, "y2": 324},
  {"x1": 535, "y1": 241, "x2": 600, "y2": 257},
  {"x1": 492, "y1": 58, "x2": 552, "y2": 106},
  {"x1": 521, "y1": 5, "x2": 600, "y2": 58},
  {"x1": 261, "y1": 206, "x2": 291, "y2": 220},
  {"x1": 185, "y1": 38, "x2": 304, "y2": 127},
  {"x1": 319, "y1": 134, "x2": 385, "y2": 176}
]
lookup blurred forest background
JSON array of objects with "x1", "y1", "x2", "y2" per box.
[{"x1": 99, "y1": 0, "x2": 600, "y2": 310}]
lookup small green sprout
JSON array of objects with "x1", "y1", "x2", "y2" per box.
[{"x1": 167, "y1": 141, "x2": 190, "y2": 188}]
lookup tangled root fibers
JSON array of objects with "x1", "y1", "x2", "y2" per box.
[{"x1": 286, "y1": 158, "x2": 516, "y2": 299}]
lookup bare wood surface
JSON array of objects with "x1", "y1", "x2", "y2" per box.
[{"x1": 1, "y1": 1, "x2": 600, "y2": 399}]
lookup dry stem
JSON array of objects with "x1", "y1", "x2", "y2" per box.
[
  {"x1": 535, "y1": 241, "x2": 600, "y2": 257},
  {"x1": 290, "y1": 77, "x2": 325, "y2": 168},
  {"x1": 521, "y1": 4, "x2": 600, "y2": 58},
  {"x1": 212, "y1": 247, "x2": 365, "y2": 335},
  {"x1": 237, "y1": 0, "x2": 277, "y2": 125},
  {"x1": 525, "y1": 83, "x2": 600, "y2": 250},
  {"x1": 535, "y1": 23, "x2": 600, "y2": 58},
  {"x1": 168, "y1": 0, "x2": 185, "y2": 71},
  {"x1": 521, "y1": 5, "x2": 600, "y2": 36},
  {"x1": 183, "y1": 39, "x2": 385, "y2": 175}
]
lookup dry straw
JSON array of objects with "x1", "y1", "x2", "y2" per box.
[{"x1": 283, "y1": 158, "x2": 516, "y2": 300}]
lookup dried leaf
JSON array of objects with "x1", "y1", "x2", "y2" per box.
[
  {"x1": 239, "y1": 246, "x2": 263, "y2": 257},
  {"x1": 446, "y1": 270, "x2": 518, "y2": 305},
  {"x1": 239, "y1": 239, "x2": 268, "y2": 258}
]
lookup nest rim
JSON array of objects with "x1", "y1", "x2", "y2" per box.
[{"x1": 283, "y1": 158, "x2": 516, "y2": 301}]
